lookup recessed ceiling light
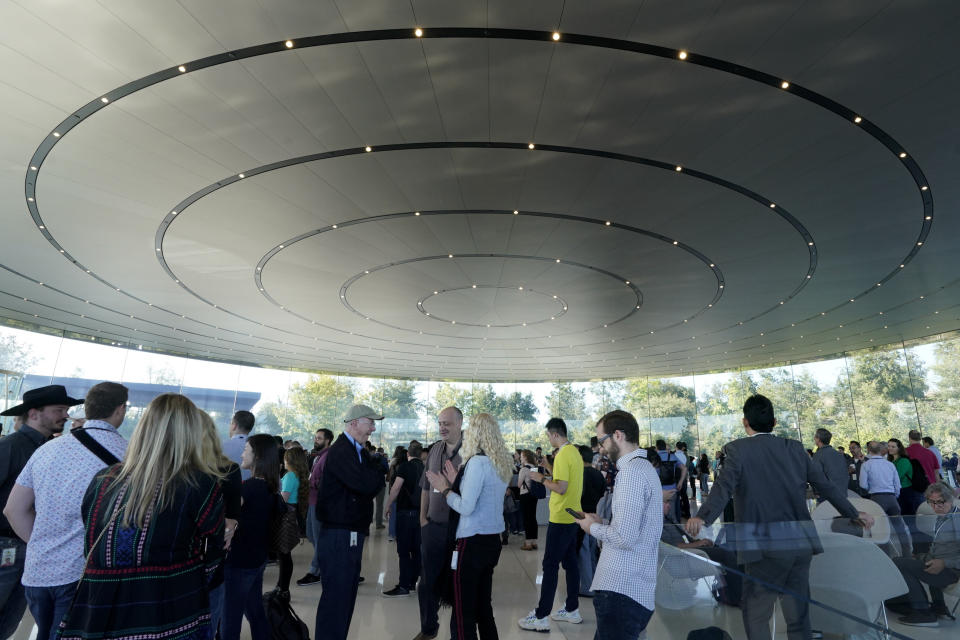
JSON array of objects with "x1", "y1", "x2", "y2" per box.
[
  {"x1": 678, "y1": 50, "x2": 688, "y2": 60},
  {"x1": 238, "y1": 173, "x2": 244, "y2": 178},
  {"x1": 675, "y1": 165, "x2": 682, "y2": 172},
  {"x1": 518, "y1": 286, "x2": 523, "y2": 290},
  {"x1": 513, "y1": 210, "x2": 519, "y2": 215},
  {"x1": 448, "y1": 254, "x2": 453, "y2": 258},
  {"x1": 673, "y1": 241, "x2": 678, "y2": 245},
  {"x1": 769, "y1": 203, "x2": 776, "y2": 208},
  {"x1": 414, "y1": 28, "x2": 423, "y2": 37},
  {"x1": 414, "y1": 211, "x2": 420, "y2": 216},
  {"x1": 171, "y1": 211, "x2": 177, "y2": 215},
  {"x1": 709, "y1": 263, "x2": 715, "y2": 267},
  {"x1": 178, "y1": 65, "x2": 186, "y2": 73},
  {"x1": 854, "y1": 116, "x2": 862, "y2": 124},
  {"x1": 552, "y1": 295, "x2": 557, "y2": 299},
  {"x1": 552, "y1": 32, "x2": 561, "y2": 41},
  {"x1": 808, "y1": 241, "x2": 814, "y2": 246},
  {"x1": 925, "y1": 215, "x2": 932, "y2": 220},
  {"x1": 279, "y1": 244, "x2": 284, "y2": 248},
  {"x1": 921, "y1": 185, "x2": 928, "y2": 191},
  {"x1": 780, "y1": 81, "x2": 790, "y2": 89},
  {"x1": 38, "y1": 225, "x2": 44, "y2": 229},
  {"x1": 52, "y1": 132, "x2": 60, "y2": 137},
  {"x1": 156, "y1": 247, "x2": 160, "y2": 251},
  {"x1": 365, "y1": 146, "x2": 372, "y2": 152},
  {"x1": 604, "y1": 221, "x2": 611, "y2": 226},
  {"x1": 900, "y1": 264, "x2": 905, "y2": 268},
  {"x1": 285, "y1": 40, "x2": 294, "y2": 48},
  {"x1": 555, "y1": 259, "x2": 560, "y2": 263},
  {"x1": 100, "y1": 97, "x2": 109, "y2": 104},
  {"x1": 625, "y1": 280, "x2": 630, "y2": 284},
  {"x1": 30, "y1": 166, "x2": 37, "y2": 171},
  {"x1": 528, "y1": 143, "x2": 535, "y2": 149},
  {"x1": 917, "y1": 241, "x2": 923, "y2": 246},
  {"x1": 27, "y1": 197, "x2": 33, "y2": 202},
  {"x1": 899, "y1": 152, "x2": 907, "y2": 158},
  {"x1": 433, "y1": 291, "x2": 438, "y2": 295},
  {"x1": 332, "y1": 224, "x2": 338, "y2": 228},
  {"x1": 472, "y1": 284, "x2": 477, "y2": 288}
]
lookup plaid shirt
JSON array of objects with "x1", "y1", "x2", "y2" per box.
[{"x1": 588, "y1": 447, "x2": 663, "y2": 610}]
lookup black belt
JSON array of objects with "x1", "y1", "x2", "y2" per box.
[{"x1": 870, "y1": 492, "x2": 895, "y2": 496}]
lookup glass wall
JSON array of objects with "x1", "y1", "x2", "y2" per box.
[{"x1": 3, "y1": 323, "x2": 959, "y2": 463}]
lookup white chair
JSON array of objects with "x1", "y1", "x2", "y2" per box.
[
  {"x1": 655, "y1": 542, "x2": 721, "y2": 610},
  {"x1": 811, "y1": 497, "x2": 890, "y2": 545},
  {"x1": 809, "y1": 532, "x2": 908, "y2": 636}
]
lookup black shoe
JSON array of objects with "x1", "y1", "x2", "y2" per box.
[
  {"x1": 899, "y1": 610, "x2": 938, "y2": 626},
  {"x1": 296, "y1": 573, "x2": 321, "y2": 587},
  {"x1": 885, "y1": 600, "x2": 913, "y2": 616},
  {"x1": 383, "y1": 586, "x2": 411, "y2": 597},
  {"x1": 358, "y1": 576, "x2": 365, "y2": 583},
  {"x1": 931, "y1": 602, "x2": 955, "y2": 620}
]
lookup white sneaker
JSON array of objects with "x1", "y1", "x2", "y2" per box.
[
  {"x1": 551, "y1": 608, "x2": 583, "y2": 624},
  {"x1": 518, "y1": 611, "x2": 550, "y2": 632}
]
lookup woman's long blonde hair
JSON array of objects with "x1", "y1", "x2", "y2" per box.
[
  {"x1": 113, "y1": 394, "x2": 224, "y2": 527},
  {"x1": 461, "y1": 413, "x2": 514, "y2": 483}
]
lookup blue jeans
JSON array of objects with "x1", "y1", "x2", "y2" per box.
[
  {"x1": 593, "y1": 590, "x2": 653, "y2": 640},
  {"x1": 389, "y1": 503, "x2": 398, "y2": 538},
  {"x1": 315, "y1": 527, "x2": 365, "y2": 640},
  {"x1": 536, "y1": 522, "x2": 580, "y2": 619},
  {"x1": 0, "y1": 537, "x2": 27, "y2": 640},
  {"x1": 306, "y1": 504, "x2": 322, "y2": 575},
  {"x1": 577, "y1": 533, "x2": 599, "y2": 596},
  {"x1": 207, "y1": 581, "x2": 224, "y2": 638},
  {"x1": 222, "y1": 564, "x2": 269, "y2": 640},
  {"x1": 24, "y1": 582, "x2": 77, "y2": 640}
]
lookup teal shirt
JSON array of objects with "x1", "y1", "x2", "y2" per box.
[{"x1": 281, "y1": 471, "x2": 300, "y2": 504}]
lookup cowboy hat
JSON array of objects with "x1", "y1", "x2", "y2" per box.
[{"x1": 1, "y1": 384, "x2": 83, "y2": 416}]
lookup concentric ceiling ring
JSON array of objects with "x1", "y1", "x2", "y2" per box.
[
  {"x1": 18, "y1": 26, "x2": 937, "y2": 379},
  {"x1": 413, "y1": 285, "x2": 570, "y2": 328}
]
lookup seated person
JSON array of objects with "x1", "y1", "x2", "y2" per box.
[{"x1": 886, "y1": 482, "x2": 960, "y2": 626}]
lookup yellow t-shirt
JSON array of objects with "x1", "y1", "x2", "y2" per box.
[{"x1": 548, "y1": 443, "x2": 583, "y2": 524}]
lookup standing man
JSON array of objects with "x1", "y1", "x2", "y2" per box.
[
  {"x1": 859, "y1": 440, "x2": 912, "y2": 556},
  {"x1": 655, "y1": 439, "x2": 684, "y2": 521},
  {"x1": 674, "y1": 441, "x2": 691, "y2": 517},
  {"x1": 906, "y1": 430, "x2": 940, "y2": 485},
  {"x1": 4, "y1": 383, "x2": 128, "y2": 640},
  {"x1": 848, "y1": 441, "x2": 866, "y2": 494},
  {"x1": 0, "y1": 385, "x2": 82, "y2": 640},
  {"x1": 415, "y1": 407, "x2": 462, "y2": 640},
  {"x1": 922, "y1": 436, "x2": 944, "y2": 479},
  {"x1": 382, "y1": 441, "x2": 424, "y2": 597},
  {"x1": 519, "y1": 418, "x2": 583, "y2": 632},
  {"x1": 577, "y1": 410, "x2": 662, "y2": 639},
  {"x1": 222, "y1": 410, "x2": 255, "y2": 480},
  {"x1": 811, "y1": 428, "x2": 850, "y2": 500},
  {"x1": 297, "y1": 427, "x2": 334, "y2": 587},
  {"x1": 315, "y1": 405, "x2": 385, "y2": 640},
  {"x1": 686, "y1": 395, "x2": 873, "y2": 640}
]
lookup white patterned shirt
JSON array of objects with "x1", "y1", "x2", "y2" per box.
[
  {"x1": 588, "y1": 447, "x2": 663, "y2": 610},
  {"x1": 16, "y1": 420, "x2": 127, "y2": 586}
]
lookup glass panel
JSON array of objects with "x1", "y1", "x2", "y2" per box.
[
  {"x1": 791, "y1": 355, "x2": 859, "y2": 451},
  {"x1": 622, "y1": 377, "x2": 652, "y2": 447},
  {"x1": 905, "y1": 334, "x2": 959, "y2": 458},
  {"x1": 845, "y1": 344, "x2": 921, "y2": 445},
  {"x1": 743, "y1": 364, "x2": 802, "y2": 442},
  {"x1": 648, "y1": 375, "x2": 698, "y2": 452},
  {"x1": 116, "y1": 348, "x2": 187, "y2": 438},
  {"x1": 181, "y1": 358, "x2": 242, "y2": 439},
  {"x1": 694, "y1": 370, "x2": 744, "y2": 464}
]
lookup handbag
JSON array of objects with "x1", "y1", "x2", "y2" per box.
[{"x1": 270, "y1": 499, "x2": 301, "y2": 554}]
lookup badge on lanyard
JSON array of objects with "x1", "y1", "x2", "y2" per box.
[{"x1": 1, "y1": 547, "x2": 16, "y2": 567}]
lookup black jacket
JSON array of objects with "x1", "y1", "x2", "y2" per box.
[{"x1": 315, "y1": 433, "x2": 385, "y2": 533}]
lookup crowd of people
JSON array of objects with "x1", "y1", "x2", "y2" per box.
[{"x1": 0, "y1": 382, "x2": 958, "y2": 640}]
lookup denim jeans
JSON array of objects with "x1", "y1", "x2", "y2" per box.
[
  {"x1": 0, "y1": 537, "x2": 27, "y2": 640},
  {"x1": 306, "y1": 504, "x2": 322, "y2": 575},
  {"x1": 207, "y1": 581, "x2": 224, "y2": 639},
  {"x1": 593, "y1": 590, "x2": 653, "y2": 640},
  {"x1": 24, "y1": 582, "x2": 78, "y2": 640},
  {"x1": 315, "y1": 527, "x2": 366, "y2": 640},
  {"x1": 535, "y1": 522, "x2": 580, "y2": 619},
  {"x1": 222, "y1": 564, "x2": 269, "y2": 640}
]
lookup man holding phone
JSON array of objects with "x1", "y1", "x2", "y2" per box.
[
  {"x1": 576, "y1": 410, "x2": 662, "y2": 639},
  {"x1": 518, "y1": 418, "x2": 583, "y2": 632}
]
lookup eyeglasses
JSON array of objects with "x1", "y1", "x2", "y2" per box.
[
  {"x1": 597, "y1": 433, "x2": 613, "y2": 445},
  {"x1": 927, "y1": 498, "x2": 949, "y2": 507}
]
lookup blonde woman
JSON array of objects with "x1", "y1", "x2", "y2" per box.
[
  {"x1": 426, "y1": 413, "x2": 513, "y2": 640},
  {"x1": 57, "y1": 394, "x2": 224, "y2": 640}
]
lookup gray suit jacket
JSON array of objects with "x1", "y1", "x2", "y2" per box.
[{"x1": 696, "y1": 433, "x2": 859, "y2": 564}]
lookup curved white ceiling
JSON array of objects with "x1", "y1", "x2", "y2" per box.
[{"x1": 2, "y1": 0, "x2": 959, "y2": 381}]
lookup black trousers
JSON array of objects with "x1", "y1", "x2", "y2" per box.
[
  {"x1": 315, "y1": 528, "x2": 365, "y2": 640},
  {"x1": 520, "y1": 494, "x2": 539, "y2": 541},
  {"x1": 452, "y1": 534, "x2": 502, "y2": 640},
  {"x1": 396, "y1": 509, "x2": 421, "y2": 589},
  {"x1": 889, "y1": 556, "x2": 960, "y2": 609},
  {"x1": 420, "y1": 520, "x2": 456, "y2": 638}
]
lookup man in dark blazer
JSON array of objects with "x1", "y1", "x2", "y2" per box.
[
  {"x1": 686, "y1": 395, "x2": 873, "y2": 640},
  {"x1": 811, "y1": 428, "x2": 850, "y2": 501}
]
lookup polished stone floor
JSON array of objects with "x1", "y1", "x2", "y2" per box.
[{"x1": 11, "y1": 521, "x2": 957, "y2": 639}]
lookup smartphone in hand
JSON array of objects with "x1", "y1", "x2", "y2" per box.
[{"x1": 565, "y1": 508, "x2": 585, "y2": 520}]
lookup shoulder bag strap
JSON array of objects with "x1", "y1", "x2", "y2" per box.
[{"x1": 72, "y1": 428, "x2": 120, "y2": 466}]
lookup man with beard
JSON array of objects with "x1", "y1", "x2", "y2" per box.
[
  {"x1": 576, "y1": 410, "x2": 662, "y2": 640},
  {"x1": 414, "y1": 407, "x2": 462, "y2": 640},
  {"x1": 0, "y1": 385, "x2": 82, "y2": 639},
  {"x1": 297, "y1": 427, "x2": 334, "y2": 587}
]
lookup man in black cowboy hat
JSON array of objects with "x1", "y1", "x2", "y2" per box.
[{"x1": 0, "y1": 385, "x2": 82, "y2": 639}]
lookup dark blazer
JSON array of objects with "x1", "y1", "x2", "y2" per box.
[
  {"x1": 696, "y1": 433, "x2": 859, "y2": 563},
  {"x1": 811, "y1": 444, "x2": 850, "y2": 498},
  {"x1": 316, "y1": 433, "x2": 385, "y2": 533}
]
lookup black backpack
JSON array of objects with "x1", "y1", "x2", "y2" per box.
[
  {"x1": 263, "y1": 590, "x2": 310, "y2": 640},
  {"x1": 909, "y1": 457, "x2": 930, "y2": 493},
  {"x1": 658, "y1": 452, "x2": 681, "y2": 486}
]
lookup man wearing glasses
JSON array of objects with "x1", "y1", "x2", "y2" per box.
[
  {"x1": 886, "y1": 482, "x2": 960, "y2": 626},
  {"x1": 314, "y1": 405, "x2": 386, "y2": 640}
]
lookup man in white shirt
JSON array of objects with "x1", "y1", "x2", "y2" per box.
[
  {"x1": 222, "y1": 410, "x2": 255, "y2": 480},
  {"x1": 3, "y1": 382, "x2": 128, "y2": 640},
  {"x1": 578, "y1": 410, "x2": 662, "y2": 639}
]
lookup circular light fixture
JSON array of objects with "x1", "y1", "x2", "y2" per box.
[
  {"x1": 414, "y1": 28, "x2": 423, "y2": 37},
  {"x1": 552, "y1": 32, "x2": 561, "y2": 41},
  {"x1": 285, "y1": 40, "x2": 294, "y2": 48},
  {"x1": 678, "y1": 50, "x2": 688, "y2": 60},
  {"x1": 899, "y1": 152, "x2": 907, "y2": 159},
  {"x1": 675, "y1": 165, "x2": 682, "y2": 172},
  {"x1": 527, "y1": 143, "x2": 535, "y2": 149},
  {"x1": 854, "y1": 116, "x2": 862, "y2": 123},
  {"x1": 780, "y1": 81, "x2": 790, "y2": 89},
  {"x1": 100, "y1": 97, "x2": 109, "y2": 104},
  {"x1": 177, "y1": 65, "x2": 186, "y2": 73},
  {"x1": 414, "y1": 211, "x2": 420, "y2": 216},
  {"x1": 364, "y1": 146, "x2": 372, "y2": 152}
]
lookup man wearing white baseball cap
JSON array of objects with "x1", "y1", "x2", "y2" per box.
[{"x1": 314, "y1": 404, "x2": 386, "y2": 640}]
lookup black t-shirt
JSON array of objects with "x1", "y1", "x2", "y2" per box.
[
  {"x1": 221, "y1": 463, "x2": 242, "y2": 520},
  {"x1": 227, "y1": 478, "x2": 277, "y2": 569},
  {"x1": 395, "y1": 458, "x2": 424, "y2": 511},
  {"x1": 581, "y1": 466, "x2": 606, "y2": 514}
]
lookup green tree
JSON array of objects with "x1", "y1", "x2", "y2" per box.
[
  {"x1": 501, "y1": 391, "x2": 538, "y2": 422},
  {"x1": 357, "y1": 379, "x2": 422, "y2": 419},
  {"x1": 546, "y1": 382, "x2": 588, "y2": 420},
  {"x1": 0, "y1": 334, "x2": 37, "y2": 372},
  {"x1": 286, "y1": 375, "x2": 356, "y2": 439},
  {"x1": 851, "y1": 349, "x2": 927, "y2": 402},
  {"x1": 589, "y1": 380, "x2": 625, "y2": 419},
  {"x1": 431, "y1": 383, "x2": 473, "y2": 415}
]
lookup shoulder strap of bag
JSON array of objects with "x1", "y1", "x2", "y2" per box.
[{"x1": 72, "y1": 428, "x2": 120, "y2": 466}]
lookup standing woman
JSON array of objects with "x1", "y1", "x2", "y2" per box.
[
  {"x1": 57, "y1": 394, "x2": 224, "y2": 640},
  {"x1": 697, "y1": 453, "x2": 711, "y2": 495},
  {"x1": 222, "y1": 434, "x2": 279, "y2": 640},
  {"x1": 888, "y1": 438, "x2": 917, "y2": 515},
  {"x1": 517, "y1": 450, "x2": 540, "y2": 551},
  {"x1": 273, "y1": 447, "x2": 309, "y2": 600},
  {"x1": 387, "y1": 445, "x2": 407, "y2": 542},
  {"x1": 426, "y1": 413, "x2": 513, "y2": 640}
]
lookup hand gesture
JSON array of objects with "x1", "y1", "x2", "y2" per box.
[
  {"x1": 425, "y1": 470, "x2": 450, "y2": 493},
  {"x1": 577, "y1": 512, "x2": 600, "y2": 533},
  {"x1": 528, "y1": 471, "x2": 544, "y2": 483},
  {"x1": 924, "y1": 558, "x2": 945, "y2": 575},
  {"x1": 685, "y1": 516, "x2": 704, "y2": 537},
  {"x1": 443, "y1": 460, "x2": 458, "y2": 485}
]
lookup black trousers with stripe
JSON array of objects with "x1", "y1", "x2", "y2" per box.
[{"x1": 452, "y1": 533, "x2": 502, "y2": 640}]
